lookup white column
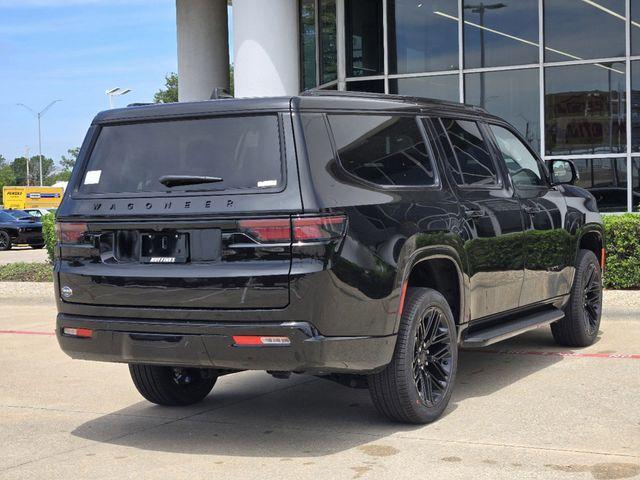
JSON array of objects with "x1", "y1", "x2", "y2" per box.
[
  {"x1": 233, "y1": 0, "x2": 300, "y2": 97},
  {"x1": 176, "y1": 0, "x2": 229, "y2": 102}
]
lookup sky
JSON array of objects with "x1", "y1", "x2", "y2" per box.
[{"x1": 0, "y1": 0, "x2": 182, "y2": 166}]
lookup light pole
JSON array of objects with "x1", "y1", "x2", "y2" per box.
[
  {"x1": 463, "y1": 3, "x2": 506, "y2": 106},
  {"x1": 17, "y1": 100, "x2": 61, "y2": 187},
  {"x1": 105, "y1": 87, "x2": 132, "y2": 108}
]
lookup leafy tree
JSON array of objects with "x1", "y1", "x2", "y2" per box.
[
  {"x1": 154, "y1": 72, "x2": 178, "y2": 103},
  {"x1": 11, "y1": 155, "x2": 56, "y2": 186},
  {"x1": 52, "y1": 147, "x2": 80, "y2": 182},
  {"x1": 0, "y1": 155, "x2": 16, "y2": 205},
  {"x1": 154, "y1": 67, "x2": 235, "y2": 103}
]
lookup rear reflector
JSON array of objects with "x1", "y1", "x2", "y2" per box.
[
  {"x1": 56, "y1": 223, "x2": 88, "y2": 244},
  {"x1": 601, "y1": 247, "x2": 606, "y2": 271},
  {"x1": 62, "y1": 327, "x2": 93, "y2": 338},
  {"x1": 232, "y1": 335, "x2": 291, "y2": 346}
]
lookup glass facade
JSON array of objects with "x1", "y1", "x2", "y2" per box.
[{"x1": 299, "y1": 0, "x2": 640, "y2": 212}]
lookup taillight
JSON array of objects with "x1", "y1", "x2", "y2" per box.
[
  {"x1": 238, "y1": 218, "x2": 291, "y2": 243},
  {"x1": 238, "y1": 215, "x2": 347, "y2": 244},
  {"x1": 293, "y1": 215, "x2": 347, "y2": 242},
  {"x1": 55, "y1": 222, "x2": 88, "y2": 244}
]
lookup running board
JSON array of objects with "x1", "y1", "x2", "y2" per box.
[{"x1": 462, "y1": 308, "x2": 565, "y2": 349}]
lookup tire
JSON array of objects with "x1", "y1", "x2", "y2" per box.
[
  {"x1": 0, "y1": 231, "x2": 12, "y2": 251},
  {"x1": 368, "y1": 287, "x2": 458, "y2": 424},
  {"x1": 129, "y1": 365, "x2": 217, "y2": 406},
  {"x1": 551, "y1": 249, "x2": 603, "y2": 347}
]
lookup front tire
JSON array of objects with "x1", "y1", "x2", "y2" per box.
[
  {"x1": 0, "y1": 231, "x2": 12, "y2": 251},
  {"x1": 129, "y1": 365, "x2": 217, "y2": 406},
  {"x1": 368, "y1": 287, "x2": 458, "y2": 424},
  {"x1": 551, "y1": 249, "x2": 603, "y2": 347}
]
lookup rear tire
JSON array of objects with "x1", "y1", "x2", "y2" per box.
[
  {"x1": 0, "y1": 231, "x2": 12, "y2": 251},
  {"x1": 368, "y1": 287, "x2": 458, "y2": 424},
  {"x1": 129, "y1": 365, "x2": 217, "y2": 406},
  {"x1": 551, "y1": 249, "x2": 603, "y2": 347}
]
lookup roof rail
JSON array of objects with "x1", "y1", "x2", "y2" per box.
[{"x1": 299, "y1": 89, "x2": 487, "y2": 113}]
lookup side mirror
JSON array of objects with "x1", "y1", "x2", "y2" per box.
[{"x1": 550, "y1": 159, "x2": 578, "y2": 185}]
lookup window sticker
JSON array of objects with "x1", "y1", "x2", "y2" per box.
[
  {"x1": 257, "y1": 179, "x2": 278, "y2": 188},
  {"x1": 84, "y1": 170, "x2": 102, "y2": 185}
]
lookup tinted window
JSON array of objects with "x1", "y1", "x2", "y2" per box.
[
  {"x1": 389, "y1": 75, "x2": 459, "y2": 102},
  {"x1": 346, "y1": 0, "x2": 384, "y2": 77},
  {"x1": 464, "y1": 0, "x2": 538, "y2": 69},
  {"x1": 329, "y1": 115, "x2": 436, "y2": 186},
  {"x1": 465, "y1": 68, "x2": 540, "y2": 153},
  {"x1": 346, "y1": 79, "x2": 385, "y2": 93},
  {"x1": 632, "y1": 60, "x2": 640, "y2": 152},
  {"x1": 79, "y1": 115, "x2": 283, "y2": 195},
  {"x1": 0, "y1": 212, "x2": 13, "y2": 222},
  {"x1": 490, "y1": 125, "x2": 544, "y2": 187},
  {"x1": 440, "y1": 119, "x2": 498, "y2": 186},
  {"x1": 545, "y1": 62, "x2": 626, "y2": 155},
  {"x1": 388, "y1": 0, "x2": 459, "y2": 74},
  {"x1": 544, "y1": 0, "x2": 625, "y2": 62},
  {"x1": 572, "y1": 157, "x2": 632, "y2": 212}
]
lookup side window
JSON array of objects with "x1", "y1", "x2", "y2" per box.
[
  {"x1": 439, "y1": 118, "x2": 499, "y2": 187},
  {"x1": 328, "y1": 115, "x2": 436, "y2": 187},
  {"x1": 489, "y1": 124, "x2": 545, "y2": 187}
]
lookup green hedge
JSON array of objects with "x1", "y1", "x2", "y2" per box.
[
  {"x1": 603, "y1": 214, "x2": 640, "y2": 289},
  {"x1": 41, "y1": 213, "x2": 56, "y2": 264}
]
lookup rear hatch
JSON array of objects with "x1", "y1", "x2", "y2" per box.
[{"x1": 57, "y1": 108, "x2": 303, "y2": 310}]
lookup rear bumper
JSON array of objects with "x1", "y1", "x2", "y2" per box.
[
  {"x1": 15, "y1": 232, "x2": 43, "y2": 245},
  {"x1": 56, "y1": 314, "x2": 396, "y2": 374}
]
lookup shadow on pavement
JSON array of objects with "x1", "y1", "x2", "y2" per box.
[{"x1": 71, "y1": 328, "x2": 568, "y2": 458}]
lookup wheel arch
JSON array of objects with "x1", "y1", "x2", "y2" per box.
[
  {"x1": 578, "y1": 225, "x2": 605, "y2": 268},
  {"x1": 394, "y1": 246, "x2": 468, "y2": 333}
]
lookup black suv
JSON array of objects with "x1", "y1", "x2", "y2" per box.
[{"x1": 54, "y1": 92, "x2": 604, "y2": 424}]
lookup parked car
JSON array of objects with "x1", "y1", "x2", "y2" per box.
[
  {"x1": 0, "y1": 209, "x2": 44, "y2": 250},
  {"x1": 54, "y1": 92, "x2": 604, "y2": 424},
  {"x1": 23, "y1": 208, "x2": 55, "y2": 218}
]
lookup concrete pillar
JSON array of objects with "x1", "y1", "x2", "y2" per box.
[
  {"x1": 233, "y1": 0, "x2": 300, "y2": 97},
  {"x1": 176, "y1": 0, "x2": 229, "y2": 102}
]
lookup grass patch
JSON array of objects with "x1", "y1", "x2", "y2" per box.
[{"x1": 0, "y1": 262, "x2": 53, "y2": 282}]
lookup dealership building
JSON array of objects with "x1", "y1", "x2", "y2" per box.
[{"x1": 176, "y1": 0, "x2": 640, "y2": 212}]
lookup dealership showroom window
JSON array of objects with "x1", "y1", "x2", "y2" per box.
[{"x1": 300, "y1": 0, "x2": 640, "y2": 212}]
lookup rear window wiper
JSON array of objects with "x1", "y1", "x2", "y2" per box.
[{"x1": 159, "y1": 175, "x2": 223, "y2": 188}]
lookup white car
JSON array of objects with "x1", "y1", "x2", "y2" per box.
[{"x1": 22, "y1": 208, "x2": 55, "y2": 218}]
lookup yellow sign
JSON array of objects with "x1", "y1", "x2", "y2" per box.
[{"x1": 2, "y1": 186, "x2": 64, "y2": 210}]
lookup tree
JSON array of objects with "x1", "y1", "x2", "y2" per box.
[
  {"x1": 11, "y1": 155, "x2": 56, "y2": 186},
  {"x1": 52, "y1": 147, "x2": 80, "y2": 182},
  {"x1": 0, "y1": 155, "x2": 16, "y2": 205},
  {"x1": 154, "y1": 72, "x2": 178, "y2": 103}
]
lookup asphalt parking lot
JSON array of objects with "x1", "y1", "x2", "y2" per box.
[
  {"x1": 0, "y1": 283, "x2": 638, "y2": 480},
  {"x1": 0, "y1": 247, "x2": 47, "y2": 265}
]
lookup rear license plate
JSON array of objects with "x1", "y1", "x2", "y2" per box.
[{"x1": 140, "y1": 232, "x2": 189, "y2": 264}]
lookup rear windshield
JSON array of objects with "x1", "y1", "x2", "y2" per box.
[{"x1": 79, "y1": 114, "x2": 283, "y2": 195}]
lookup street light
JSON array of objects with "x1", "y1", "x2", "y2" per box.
[
  {"x1": 105, "y1": 87, "x2": 132, "y2": 108},
  {"x1": 17, "y1": 100, "x2": 61, "y2": 187}
]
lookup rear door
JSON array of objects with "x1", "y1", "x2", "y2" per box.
[
  {"x1": 56, "y1": 111, "x2": 302, "y2": 310},
  {"x1": 430, "y1": 117, "x2": 525, "y2": 319}
]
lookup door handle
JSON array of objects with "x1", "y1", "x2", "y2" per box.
[
  {"x1": 523, "y1": 205, "x2": 541, "y2": 215},
  {"x1": 463, "y1": 207, "x2": 484, "y2": 219}
]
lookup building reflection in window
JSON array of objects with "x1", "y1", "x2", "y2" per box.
[
  {"x1": 301, "y1": 0, "x2": 317, "y2": 91},
  {"x1": 389, "y1": 75, "x2": 459, "y2": 102},
  {"x1": 463, "y1": 0, "x2": 538, "y2": 69},
  {"x1": 570, "y1": 158, "x2": 636, "y2": 212},
  {"x1": 544, "y1": 0, "x2": 625, "y2": 62},
  {"x1": 388, "y1": 0, "x2": 459, "y2": 74},
  {"x1": 545, "y1": 62, "x2": 626, "y2": 155},
  {"x1": 466, "y1": 68, "x2": 540, "y2": 152},
  {"x1": 320, "y1": 0, "x2": 337, "y2": 84},
  {"x1": 346, "y1": 79, "x2": 385, "y2": 93},
  {"x1": 346, "y1": 0, "x2": 384, "y2": 77}
]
